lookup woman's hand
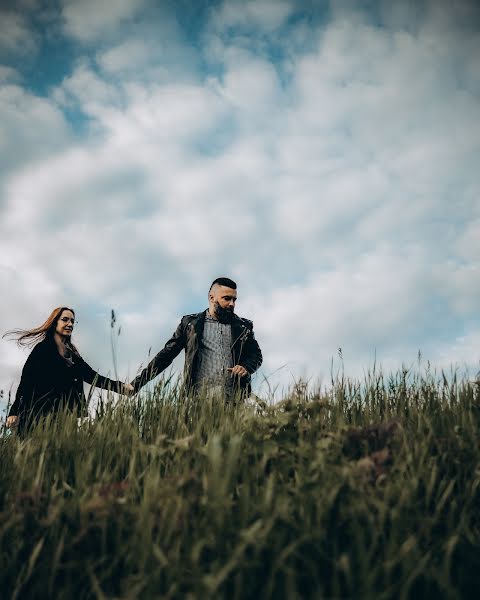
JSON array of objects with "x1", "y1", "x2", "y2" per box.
[{"x1": 6, "y1": 415, "x2": 18, "y2": 428}]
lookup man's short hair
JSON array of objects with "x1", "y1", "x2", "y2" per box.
[{"x1": 209, "y1": 277, "x2": 237, "y2": 291}]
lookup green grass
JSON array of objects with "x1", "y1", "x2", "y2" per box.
[{"x1": 1, "y1": 369, "x2": 480, "y2": 599}]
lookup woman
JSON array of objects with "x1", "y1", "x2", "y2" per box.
[{"x1": 4, "y1": 307, "x2": 133, "y2": 432}]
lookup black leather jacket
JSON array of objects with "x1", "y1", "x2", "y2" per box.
[{"x1": 131, "y1": 310, "x2": 263, "y2": 393}]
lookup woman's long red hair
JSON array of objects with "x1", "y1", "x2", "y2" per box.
[{"x1": 3, "y1": 306, "x2": 76, "y2": 348}]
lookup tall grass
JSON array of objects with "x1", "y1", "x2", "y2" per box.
[{"x1": 1, "y1": 369, "x2": 479, "y2": 599}]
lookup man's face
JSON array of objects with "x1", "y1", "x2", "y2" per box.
[{"x1": 209, "y1": 285, "x2": 237, "y2": 322}]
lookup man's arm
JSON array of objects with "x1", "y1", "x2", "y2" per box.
[{"x1": 130, "y1": 319, "x2": 187, "y2": 392}]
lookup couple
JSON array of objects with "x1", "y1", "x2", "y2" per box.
[{"x1": 5, "y1": 277, "x2": 262, "y2": 433}]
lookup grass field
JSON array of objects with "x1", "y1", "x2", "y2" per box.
[{"x1": 1, "y1": 368, "x2": 479, "y2": 599}]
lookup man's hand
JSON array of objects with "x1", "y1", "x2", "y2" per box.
[
  {"x1": 6, "y1": 415, "x2": 18, "y2": 428},
  {"x1": 228, "y1": 365, "x2": 249, "y2": 378}
]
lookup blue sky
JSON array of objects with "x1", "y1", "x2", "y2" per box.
[{"x1": 1, "y1": 0, "x2": 480, "y2": 410}]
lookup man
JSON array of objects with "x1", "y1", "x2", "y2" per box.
[{"x1": 131, "y1": 277, "x2": 262, "y2": 398}]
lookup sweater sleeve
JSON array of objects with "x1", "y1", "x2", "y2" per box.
[{"x1": 76, "y1": 356, "x2": 123, "y2": 393}]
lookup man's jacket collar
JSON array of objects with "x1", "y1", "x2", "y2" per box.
[{"x1": 189, "y1": 310, "x2": 247, "y2": 345}]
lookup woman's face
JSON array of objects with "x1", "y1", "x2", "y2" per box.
[{"x1": 55, "y1": 309, "x2": 75, "y2": 337}]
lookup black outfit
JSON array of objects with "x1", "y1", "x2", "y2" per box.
[
  {"x1": 131, "y1": 310, "x2": 263, "y2": 395},
  {"x1": 9, "y1": 336, "x2": 123, "y2": 432}
]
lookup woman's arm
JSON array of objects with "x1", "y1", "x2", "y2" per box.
[{"x1": 76, "y1": 355, "x2": 131, "y2": 394}]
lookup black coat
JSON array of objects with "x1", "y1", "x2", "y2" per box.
[
  {"x1": 9, "y1": 335, "x2": 122, "y2": 430},
  {"x1": 131, "y1": 310, "x2": 263, "y2": 394}
]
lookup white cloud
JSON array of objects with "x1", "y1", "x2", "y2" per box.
[
  {"x1": 54, "y1": 61, "x2": 121, "y2": 118},
  {"x1": 0, "y1": 84, "x2": 71, "y2": 174},
  {"x1": 95, "y1": 37, "x2": 196, "y2": 86},
  {"x1": 0, "y1": 66, "x2": 22, "y2": 83},
  {"x1": 431, "y1": 327, "x2": 480, "y2": 378},
  {"x1": 249, "y1": 244, "x2": 432, "y2": 378},
  {"x1": 456, "y1": 219, "x2": 480, "y2": 260},
  {"x1": 212, "y1": 0, "x2": 294, "y2": 32},
  {"x1": 61, "y1": 0, "x2": 146, "y2": 42},
  {"x1": 217, "y1": 50, "x2": 281, "y2": 114},
  {"x1": 0, "y1": 10, "x2": 38, "y2": 56},
  {"x1": 96, "y1": 39, "x2": 151, "y2": 73}
]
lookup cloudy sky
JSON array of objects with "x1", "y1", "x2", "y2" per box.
[{"x1": 1, "y1": 0, "x2": 479, "y2": 410}]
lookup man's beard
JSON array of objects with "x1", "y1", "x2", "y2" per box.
[{"x1": 214, "y1": 302, "x2": 234, "y2": 324}]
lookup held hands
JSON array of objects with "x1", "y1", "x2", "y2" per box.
[
  {"x1": 122, "y1": 383, "x2": 134, "y2": 394},
  {"x1": 228, "y1": 365, "x2": 249, "y2": 378},
  {"x1": 6, "y1": 415, "x2": 18, "y2": 428}
]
